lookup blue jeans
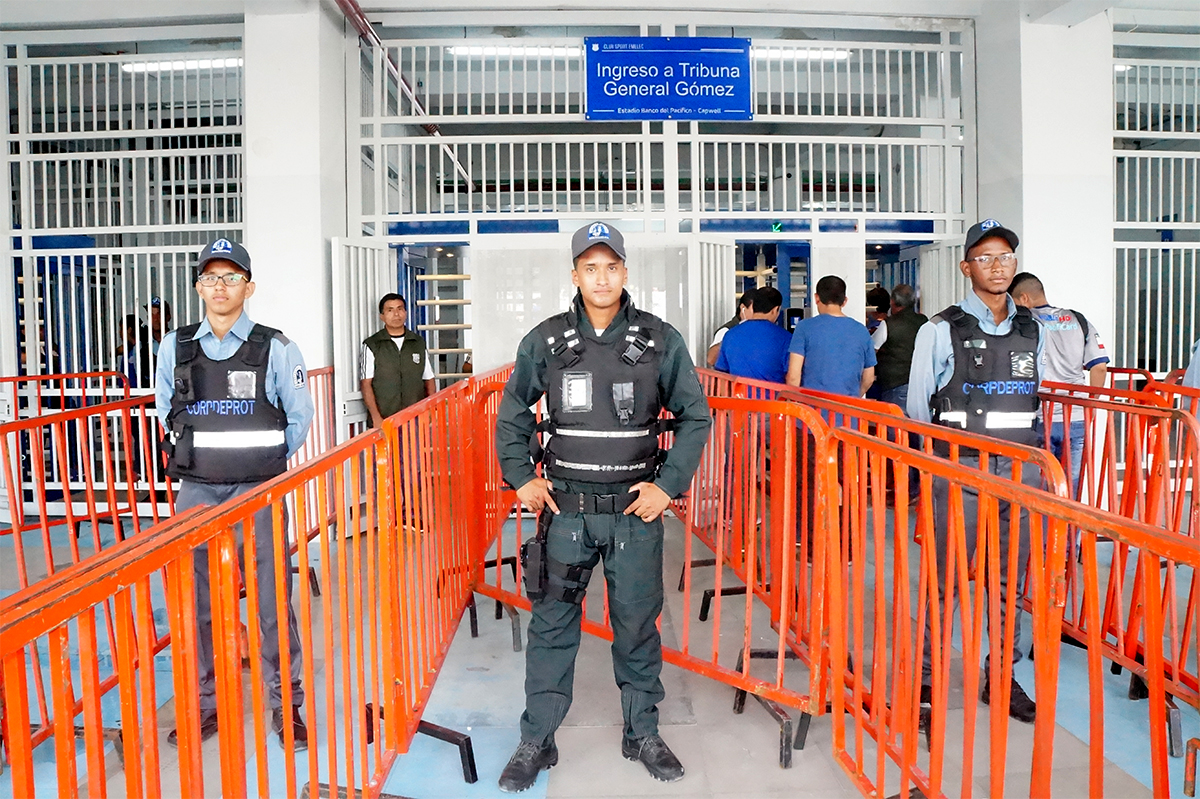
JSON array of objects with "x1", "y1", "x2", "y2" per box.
[
  {"x1": 880, "y1": 384, "x2": 918, "y2": 498},
  {"x1": 880, "y1": 384, "x2": 909, "y2": 410},
  {"x1": 1038, "y1": 419, "x2": 1084, "y2": 497}
]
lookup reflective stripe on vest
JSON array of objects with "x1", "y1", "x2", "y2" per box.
[
  {"x1": 192, "y1": 429, "x2": 287, "y2": 448},
  {"x1": 937, "y1": 410, "x2": 1036, "y2": 430},
  {"x1": 553, "y1": 459, "x2": 653, "y2": 474},
  {"x1": 553, "y1": 428, "x2": 655, "y2": 439}
]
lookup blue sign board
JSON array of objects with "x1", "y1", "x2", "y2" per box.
[{"x1": 585, "y1": 37, "x2": 752, "y2": 121}]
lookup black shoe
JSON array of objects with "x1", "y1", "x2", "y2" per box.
[
  {"x1": 981, "y1": 674, "x2": 1037, "y2": 724},
  {"x1": 622, "y1": 734, "x2": 684, "y2": 783},
  {"x1": 167, "y1": 708, "x2": 218, "y2": 747},
  {"x1": 498, "y1": 739, "x2": 558, "y2": 793},
  {"x1": 917, "y1": 685, "x2": 933, "y2": 748},
  {"x1": 272, "y1": 706, "x2": 309, "y2": 750}
]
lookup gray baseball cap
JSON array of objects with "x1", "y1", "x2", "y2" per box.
[
  {"x1": 571, "y1": 221, "x2": 626, "y2": 261},
  {"x1": 197, "y1": 238, "x2": 252, "y2": 278}
]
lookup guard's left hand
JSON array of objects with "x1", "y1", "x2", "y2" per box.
[{"x1": 625, "y1": 482, "x2": 672, "y2": 522}]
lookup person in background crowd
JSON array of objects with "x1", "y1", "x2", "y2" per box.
[
  {"x1": 866, "y1": 285, "x2": 891, "y2": 335},
  {"x1": 871, "y1": 284, "x2": 928, "y2": 412},
  {"x1": 119, "y1": 313, "x2": 152, "y2": 388},
  {"x1": 1183, "y1": 338, "x2": 1200, "y2": 389},
  {"x1": 786, "y1": 275, "x2": 876, "y2": 556},
  {"x1": 908, "y1": 218, "x2": 1044, "y2": 727},
  {"x1": 706, "y1": 289, "x2": 756, "y2": 367},
  {"x1": 787, "y1": 275, "x2": 876, "y2": 398},
  {"x1": 148, "y1": 296, "x2": 173, "y2": 355},
  {"x1": 360, "y1": 293, "x2": 436, "y2": 428},
  {"x1": 714, "y1": 286, "x2": 790, "y2": 384},
  {"x1": 1009, "y1": 271, "x2": 1109, "y2": 493}
]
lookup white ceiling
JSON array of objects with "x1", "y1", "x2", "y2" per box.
[{"x1": 2, "y1": 0, "x2": 1196, "y2": 29}]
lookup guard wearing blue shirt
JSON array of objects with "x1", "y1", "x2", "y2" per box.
[
  {"x1": 155, "y1": 238, "x2": 314, "y2": 749},
  {"x1": 907, "y1": 219, "x2": 1044, "y2": 727}
]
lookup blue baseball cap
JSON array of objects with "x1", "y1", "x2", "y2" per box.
[
  {"x1": 197, "y1": 238, "x2": 252, "y2": 278},
  {"x1": 571, "y1": 221, "x2": 626, "y2": 261}
]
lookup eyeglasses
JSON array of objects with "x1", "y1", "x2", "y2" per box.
[
  {"x1": 969, "y1": 252, "x2": 1018, "y2": 268},
  {"x1": 197, "y1": 273, "x2": 248, "y2": 286}
]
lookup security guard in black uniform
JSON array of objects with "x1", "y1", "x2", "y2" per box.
[{"x1": 494, "y1": 222, "x2": 712, "y2": 793}]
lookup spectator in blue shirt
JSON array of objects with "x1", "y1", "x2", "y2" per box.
[
  {"x1": 785, "y1": 275, "x2": 875, "y2": 560},
  {"x1": 786, "y1": 275, "x2": 877, "y2": 397},
  {"x1": 715, "y1": 287, "x2": 790, "y2": 384}
]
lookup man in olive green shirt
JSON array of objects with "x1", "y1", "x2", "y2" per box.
[
  {"x1": 494, "y1": 222, "x2": 711, "y2": 792},
  {"x1": 360, "y1": 293, "x2": 436, "y2": 427}
]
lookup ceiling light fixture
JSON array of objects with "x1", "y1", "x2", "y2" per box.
[
  {"x1": 121, "y1": 57, "x2": 243, "y2": 73},
  {"x1": 447, "y1": 45, "x2": 582, "y2": 58}
]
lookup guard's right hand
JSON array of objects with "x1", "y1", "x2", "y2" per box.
[{"x1": 516, "y1": 477, "x2": 559, "y2": 514}]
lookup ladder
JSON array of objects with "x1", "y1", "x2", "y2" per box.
[{"x1": 415, "y1": 249, "x2": 471, "y2": 387}]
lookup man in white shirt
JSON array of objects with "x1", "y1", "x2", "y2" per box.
[{"x1": 1009, "y1": 272, "x2": 1109, "y2": 493}]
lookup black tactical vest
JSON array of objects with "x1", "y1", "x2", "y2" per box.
[
  {"x1": 929, "y1": 305, "x2": 1041, "y2": 447},
  {"x1": 363, "y1": 327, "x2": 427, "y2": 423},
  {"x1": 535, "y1": 306, "x2": 668, "y2": 485},
  {"x1": 166, "y1": 323, "x2": 290, "y2": 484},
  {"x1": 875, "y1": 308, "x2": 928, "y2": 391}
]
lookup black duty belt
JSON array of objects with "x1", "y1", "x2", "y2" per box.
[{"x1": 552, "y1": 490, "x2": 639, "y2": 515}]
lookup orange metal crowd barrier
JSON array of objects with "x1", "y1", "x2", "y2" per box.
[
  {"x1": 1151, "y1": 379, "x2": 1200, "y2": 418},
  {"x1": 1106, "y1": 366, "x2": 1156, "y2": 392},
  {"x1": 827, "y1": 426, "x2": 1069, "y2": 798},
  {"x1": 0, "y1": 377, "x2": 476, "y2": 798},
  {"x1": 470, "y1": 380, "x2": 842, "y2": 755},
  {"x1": 0, "y1": 372, "x2": 131, "y2": 425},
  {"x1": 0, "y1": 394, "x2": 174, "y2": 550},
  {"x1": 1039, "y1": 383, "x2": 1200, "y2": 760},
  {"x1": 827, "y1": 425, "x2": 1195, "y2": 797},
  {"x1": 290, "y1": 365, "x2": 336, "y2": 469}
]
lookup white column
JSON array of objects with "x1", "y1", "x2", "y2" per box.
[
  {"x1": 242, "y1": 0, "x2": 348, "y2": 369},
  {"x1": 974, "y1": 2, "x2": 1025, "y2": 231},
  {"x1": 1019, "y1": 13, "x2": 1114, "y2": 340},
  {"x1": 810, "y1": 234, "x2": 867, "y2": 324}
]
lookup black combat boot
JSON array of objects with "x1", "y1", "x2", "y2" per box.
[
  {"x1": 622, "y1": 734, "x2": 684, "y2": 782},
  {"x1": 498, "y1": 739, "x2": 558, "y2": 793},
  {"x1": 981, "y1": 673, "x2": 1037, "y2": 723}
]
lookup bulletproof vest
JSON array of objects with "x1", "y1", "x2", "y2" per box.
[
  {"x1": 363, "y1": 327, "x2": 427, "y2": 423},
  {"x1": 875, "y1": 307, "x2": 928, "y2": 391},
  {"x1": 929, "y1": 305, "x2": 1041, "y2": 447},
  {"x1": 166, "y1": 323, "x2": 290, "y2": 484},
  {"x1": 535, "y1": 307, "x2": 668, "y2": 485}
]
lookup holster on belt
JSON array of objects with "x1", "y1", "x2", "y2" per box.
[{"x1": 521, "y1": 509, "x2": 552, "y2": 602}]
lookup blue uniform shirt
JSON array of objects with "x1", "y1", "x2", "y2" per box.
[
  {"x1": 1184, "y1": 338, "x2": 1200, "y2": 389},
  {"x1": 155, "y1": 312, "x2": 315, "y2": 459},
  {"x1": 907, "y1": 290, "x2": 1046, "y2": 424}
]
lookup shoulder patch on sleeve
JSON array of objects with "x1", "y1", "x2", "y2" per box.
[{"x1": 292, "y1": 364, "x2": 306, "y2": 389}]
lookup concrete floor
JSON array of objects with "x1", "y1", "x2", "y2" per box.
[{"x1": 1, "y1": 511, "x2": 1191, "y2": 798}]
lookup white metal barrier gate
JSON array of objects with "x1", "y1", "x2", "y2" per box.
[
  {"x1": 3, "y1": 45, "x2": 246, "y2": 387},
  {"x1": 331, "y1": 238, "x2": 396, "y2": 442},
  {"x1": 1112, "y1": 47, "x2": 1200, "y2": 377},
  {"x1": 352, "y1": 21, "x2": 977, "y2": 359}
]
